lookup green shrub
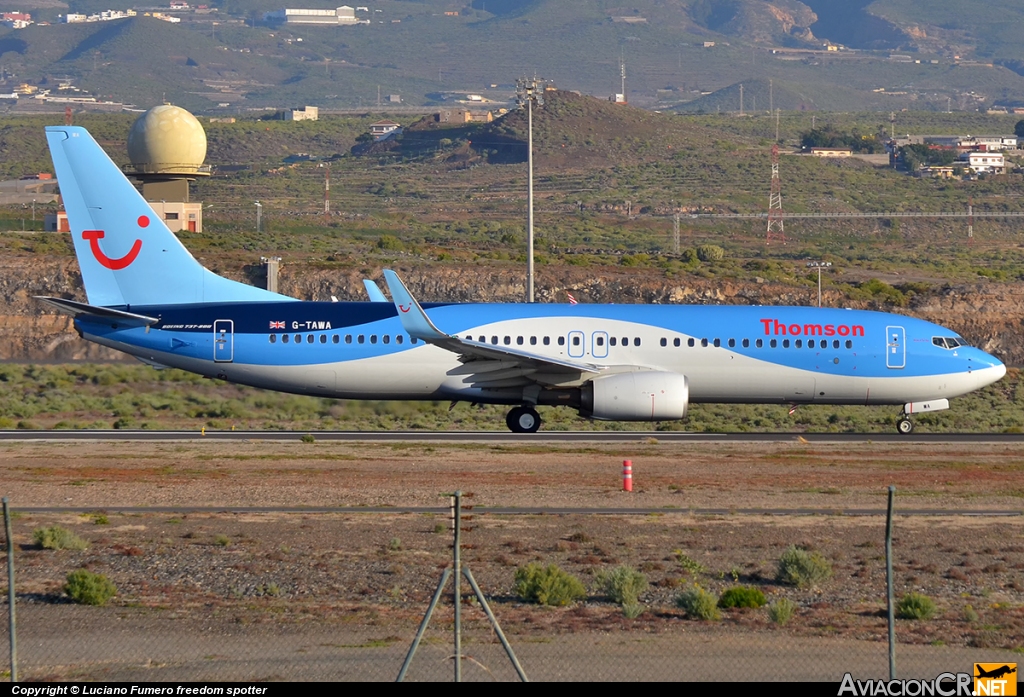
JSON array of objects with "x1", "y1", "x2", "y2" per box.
[
  {"x1": 300, "y1": 433, "x2": 316, "y2": 443},
  {"x1": 596, "y1": 565, "x2": 648, "y2": 606},
  {"x1": 214, "y1": 534, "x2": 231, "y2": 547},
  {"x1": 64, "y1": 569, "x2": 116, "y2": 606},
  {"x1": 675, "y1": 586, "x2": 721, "y2": 621},
  {"x1": 696, "y1": 244, "x2": 725, "y2": 262},
  {"x1": 777, "y1": 546, "x2": 832, "y2": 588},
  {"x1": 514, "y1": 563, "x2": 587, "y2": 606},
  {"x1": 718, "y1": 586, "x2": 767, "y2": 609},
  {"x1": 675, "y1": 551, "x2": 707, "y2": 575},
  {"x1": 896, "y1": 592, "x2": 937, "y2": 620},
  {"x1": 767, "y1": 598, "x2": 797, "y2": 625},
  {"x1": 33, "y1": 526, "x2": 88, "y2": 551}
]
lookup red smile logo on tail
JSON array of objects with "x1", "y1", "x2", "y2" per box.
[{"x1": 81, "y1": 215, "x2": 149, "y2": 270}]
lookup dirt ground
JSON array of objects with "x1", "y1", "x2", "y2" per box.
[{"x1": 1, "y1": 438, "x2": 1023, "y2": 681}]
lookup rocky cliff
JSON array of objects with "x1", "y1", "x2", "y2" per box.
[{"x1": 3, "y1": 255, "x2": 1022, "y2": 365}]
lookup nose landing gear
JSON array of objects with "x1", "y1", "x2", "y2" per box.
[
  {"x1": 506, "y1": 406, "x2": 542, "y2": 434},
  {"x1": 896, "y1": 417, "x2": 914, "y2": 435}
]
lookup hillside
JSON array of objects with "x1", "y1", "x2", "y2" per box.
[{"x1": 2, "y1": 1, "x2": 1024, "y2": 111}]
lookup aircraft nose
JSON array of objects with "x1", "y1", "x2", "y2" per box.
[{"x1": 972, "y1": 350, "x2": 1006, "y2": 388}]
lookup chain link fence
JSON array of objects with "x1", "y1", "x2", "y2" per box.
[{"x1": 3, "y1": 501, "x2": 1022, "y2": 681}]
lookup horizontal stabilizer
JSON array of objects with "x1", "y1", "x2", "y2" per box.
[{"x1": 34, "y1": 296, "x2": 159, "y2": 326}]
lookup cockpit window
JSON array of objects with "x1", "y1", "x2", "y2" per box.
[{"x1": 933, "y1": 336, "x2": 967, "y2": 349}]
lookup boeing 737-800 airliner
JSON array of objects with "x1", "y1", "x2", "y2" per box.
[{"x1": 37, "y1": 126, "x2": 1006, "y2": 433}]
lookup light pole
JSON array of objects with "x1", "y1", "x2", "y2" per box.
[
  {"x1": 807, "y1": 261, "x2": 832, "y2": 308},
  {"x1": 254, "y1": 200, "x2": 262, "y2": 233},
  {"x1": 516, "y1": 77, "x2": 546, "y2": 303}
]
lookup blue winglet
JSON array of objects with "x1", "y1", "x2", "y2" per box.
[
  {"x1": 363, "y1": 279, "x2": 388, "y2": 302},
  {"x1": 382, "y1": 270, "x2": 448, "y2": 341}
]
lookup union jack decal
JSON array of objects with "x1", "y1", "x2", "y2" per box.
[{"x1": 269, "y1": 321, "x2": 285, "y2": 329}]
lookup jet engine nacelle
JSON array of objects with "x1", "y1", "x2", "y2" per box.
[{"x1": 581, "y1": 371, "x2": 689, "y2": 421}]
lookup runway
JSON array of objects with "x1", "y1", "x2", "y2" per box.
[{"x1": 3, "y1": 429, "x2": 1024, "y2": 443}]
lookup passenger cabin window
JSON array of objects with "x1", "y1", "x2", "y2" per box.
[
  {"x1": 783, "y1": 339, "x2": 790, "y2": 348},
  {"x1": 770, "y1": 339, "x2": 777, "y2": 348},
  {"x1": 530, "y1": 337, "x2": 537, "y2": 345},
  {"x1": 742, "y1": 339, "x2": 749, "y2": 348},
  {"x1": 558, "y1": 336, "x2": 566, "y2": 346},
  {"x1": 543, "y1": 337, "x2": 551, "y2": 346},
  {"x1": 307, "y1": 335, "x2": 314, "y2": 344},
  {"x1": 795, "y1": 339, "x2": 802, "y2": 348},
  {"x1": 660, "y1": 338, "x2": 667, "y2": 347},
  {"x1": 845, "y1": 340, "x2": 852, "y2": 349},
  {"x1": 294, "y1": 334, "x2": 301, "y2": 344},
  {"x1": 269, "y1": 334, "x2": 277, "y2": 344},
  {"x1": 282, "y1": 334, "x2": 290, "y2": 344},
  {"x1": 383, "y1": 335, "x2": 390, "y2": 344},
  {"x1": 345, "y1": 335, "x2": 352, "y2": 344},
  {"x1": 370, "y1": 335, "x2": 377, "y2": 344},
  {"x1": 674, "y1": 338, "x2": 681, "y2": 347},
  {"x1": 396, "y1": 335, "x2": 404, "y2": 345},
  {"x1": 756, "y1": 339, "x2": 763, "y2": 348},
  {"x1": 610, "y1": 337, "x2": 617, "y2": 347},
  {"x1": 713, "y1": 338, "x2": 721, "y2": 348},
  {"x1": 504, "y1": 336, "x2": 511, "y2": 345},
  {"x1": 832, "y1": 339, "x2": 840, "y2": 349},
  {"x1": 572, "y1": 335, "x2": 581, "y2": 347},
  {"x1": 596, "y1": 336, "x2": 605, "y2": 346},
  {"x1": 333, "y1": 335, "x2": 340, "y2": 344},
  {"x1": 517, "y1": 336, "x2": 524, "y2": 345},
  {"x1": 688, "y1": 338, "x2": 695, "y2": 347},
  {"x1": 633, "y1": 337, "x2": 641, "y2": 347},
  {"x1": 320, "y1": 335, "x2": 327, "y2": 344},
  {"x1": 728, "y1": 338, "x2": 736, "y2": 348},
  {"x1": 358, "y1": 335, "x2": 365, "y2": 344}
]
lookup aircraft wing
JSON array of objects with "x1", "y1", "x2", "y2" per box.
[
  {"x1": 382, "y1": 270, "x2": 603, "y2": 383},
  {"x1": 34, "y1": 296, "x2": 159, "y2": 327}
]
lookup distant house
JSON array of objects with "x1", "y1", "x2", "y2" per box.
[
  {"x1": 370, "y1": 120, "x2": 401, "y2": 137},
  {"x1": 810, "y1": 147, "x2": 853, "y2": 157},
  {"x1": 265, "y1": 6, "x2": 359, "y2": 25},
  {"x1": 916, "y1": 166, "x2": 956, "y2": 179},
  {"x1": 435, "y1": 109, "x2": 493, "y2": 124},
  {"x1": 959, "y1": 151, "x2": 1005, "y2": 174},
  {"x1": 285, "y1": 106, "x2": 318, "y2": 121}
]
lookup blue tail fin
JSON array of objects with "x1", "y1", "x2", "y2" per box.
[{"x1": 46, "y1": 126, "x2": 290, "y2": 307}]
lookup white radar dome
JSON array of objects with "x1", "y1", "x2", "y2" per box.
[{"x1": 127, "y1": 105, "x2": 207, "y2": 174}]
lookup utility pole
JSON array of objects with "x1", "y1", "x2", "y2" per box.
[
  {"x1": 516, "y1": 77, "x2": 546, "y2": 303},
  {"x1": 673, "y1": 213, "x2": 680, "y2": 255},
  {"x1": 807, "y1": 261, "x2": 831, "y2": 307},
  {"x1": 254, "y1": 200, "x2": 262, "y2": 233},
  {"x1": 739, "y1": 84, "x2": 744, "y2": 116},
  {"x1": 324, "y1": 164, "x2": 330, "y2": 215},
  {"x1": 769, "y1": 78, "x2": 773, "y2": 115}
]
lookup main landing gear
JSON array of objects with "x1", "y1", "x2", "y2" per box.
[{"x1": 506, "y1": 406, "x2": 542, "y2": 434}]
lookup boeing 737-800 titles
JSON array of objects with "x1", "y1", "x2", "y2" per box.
[{"x1": 36, "y1": 126, "x2": 1006, "y2": 433}]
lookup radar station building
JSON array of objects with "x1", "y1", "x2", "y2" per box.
[{"x1": 122, "y1": 105, "x2": 209, "y2": 233}]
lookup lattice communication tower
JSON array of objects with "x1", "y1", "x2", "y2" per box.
[{"x1": 765, "y1": 143, "x2": 786, "y2": 245}]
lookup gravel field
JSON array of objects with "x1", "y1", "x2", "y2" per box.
[{"x1": 1, "y1": 438, "x2": 1022, "y2": 681}]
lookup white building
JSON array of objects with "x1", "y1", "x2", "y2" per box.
[
  {"x1": 265, "y1": 6, "x2": 358, "y2": 25},
  {"x1": 285, "y1": 106, "x2": 318, "y2": 121},
  {"x1": 959, "y1": 151, "x2": 1005, "y2": 174}
]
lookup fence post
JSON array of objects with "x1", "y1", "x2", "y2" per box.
[
  {"x1": 453, "y1": 491, "x2": 462, "y2": 683},
  {"x1": 3, "y1": 498, "x2": 15, "y2": 683},
  {"x1": 885, "y1": 485, "x2": 896, "y2": 680}
]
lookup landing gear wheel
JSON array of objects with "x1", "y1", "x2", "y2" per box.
[
  {"x1": 896, "y1": 418, "x2": 914, "y2": 435},
  {"x1": 506, "y1": 406, "x2": 542, "y2": 434}
]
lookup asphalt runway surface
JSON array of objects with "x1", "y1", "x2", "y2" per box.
[{"x1": 4, "y1": 429, "x2": 1024, "y2": 443}]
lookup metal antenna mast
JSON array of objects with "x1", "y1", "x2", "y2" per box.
[{"x1": 765, "y1": 144, "x2": 786, "y2": 245}]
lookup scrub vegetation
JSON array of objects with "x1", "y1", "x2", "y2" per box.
[{"x1": 1, "y1": 363, "x2": 1024, "y2": 433}]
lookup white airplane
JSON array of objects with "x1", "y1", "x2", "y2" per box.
[{"x1": 37, "y1": 126, "x2": 1006, "y2": 433}]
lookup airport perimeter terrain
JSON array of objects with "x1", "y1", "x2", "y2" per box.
[{"x1": 1, "y1": 436, "x2": 1022, "y2": 681}]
